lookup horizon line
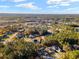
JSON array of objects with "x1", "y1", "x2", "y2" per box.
[{"x1": 0, "y1": 12, "x2": 79, "y2": 14}]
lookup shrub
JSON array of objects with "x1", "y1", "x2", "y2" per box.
[
  {"x1": 0, "y1": 40, "x2": 38, "y2": 59},
  {"x1": 58, "y1": 50, "x2": 79, "y2": 59}
]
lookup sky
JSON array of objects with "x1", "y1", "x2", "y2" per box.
[{"x1": 0, "y1": 0, "x2": 79, "y2": 14}]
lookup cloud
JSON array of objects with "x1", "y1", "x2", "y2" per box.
[
  {"x1": 47, "y1": 0, "x2": 79, "y2": 4},
  {"x1": 66, "y1": 7, "x2": 79, "y2": 11},
  {"x1": 47, "y1": 0, "x2": 79, "y2": 6},
  {"x1": 47, "y1": 5, "x2": 59, "y2": 8},
  {"x1": 0, "y1": 5, "x2": 10, "y2": 8},
  {"x1": 12, "y1": 0, "x2": 25, "y2": 2},
  {"x1": 16, "y1": 2, "x2": 41, "y2": 10},
  {"x1": 1, "y1": 0, "x2": 25, "y2": 2},
  {"x1": 60, "y1": 2, "x2": 70, "y2": 6},
  {"x1": 47, "y1": 0, "x2": 64, "y2": 4},
  {"x1": 70, "y1": 0, "x2": 79, "y2": 2}
]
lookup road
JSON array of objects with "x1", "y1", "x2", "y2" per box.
[{"x1": 4, "y1": 32, "x2": 18, "y2": 43}]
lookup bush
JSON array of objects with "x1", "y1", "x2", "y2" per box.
[
  {"x1": 0, "y1": 40, "x2": 38, "y2": 59},
  {"x1": 58, "y1": 50, "x2": 79, "y2": 59}
]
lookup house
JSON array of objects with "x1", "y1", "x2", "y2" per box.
[
  {"x1": 17, "y1": 27, "x2": 25, "y2": 32},
  {"x1": 51, "y1": 45, "x2": 62, "y2": 52},
  {"x1": 32, "y1": 39, "x2": 40, "y2": 44},
  {"x1": 45, "y1": 47, "x2": 56, "y2": 53},
  {"x1": 2, "y1": 34, "x2": 9, "y2": 39},
  {"x1": 37, "y1": 46, "x2": 55, "y2": 59},
  {"x1": 16, "y1": 32, "x2": 25, "y2": 39},
  {"x1": 73, "y1": 45, "x2": 79, "y2": 50},
  {"x1": 75, "y1": 27, "x2": 79, "y2": 32},
  {"x1": 42, "y1": 56, "x2": 54, "y2": 59},
  {"x1": 37, "y1": 46, "x2": 49, "y2": 56},
  {"x1": 29, "y1": 34, "x2": 35, "y2": 38},
  {"x1": 4, "y1": 31, "x2": 13, "y2": 35},
  {"x1": 0, "y1": 36, "x2": 3, "y2": 41}
]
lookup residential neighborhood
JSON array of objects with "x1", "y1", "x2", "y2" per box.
[{"x1": 0, "y1": 14, "x2": 79, "y2": 59}]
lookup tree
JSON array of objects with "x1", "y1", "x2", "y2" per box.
[{"x1": 0, "y1": 40, "x2": 38, "y2": 59}]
